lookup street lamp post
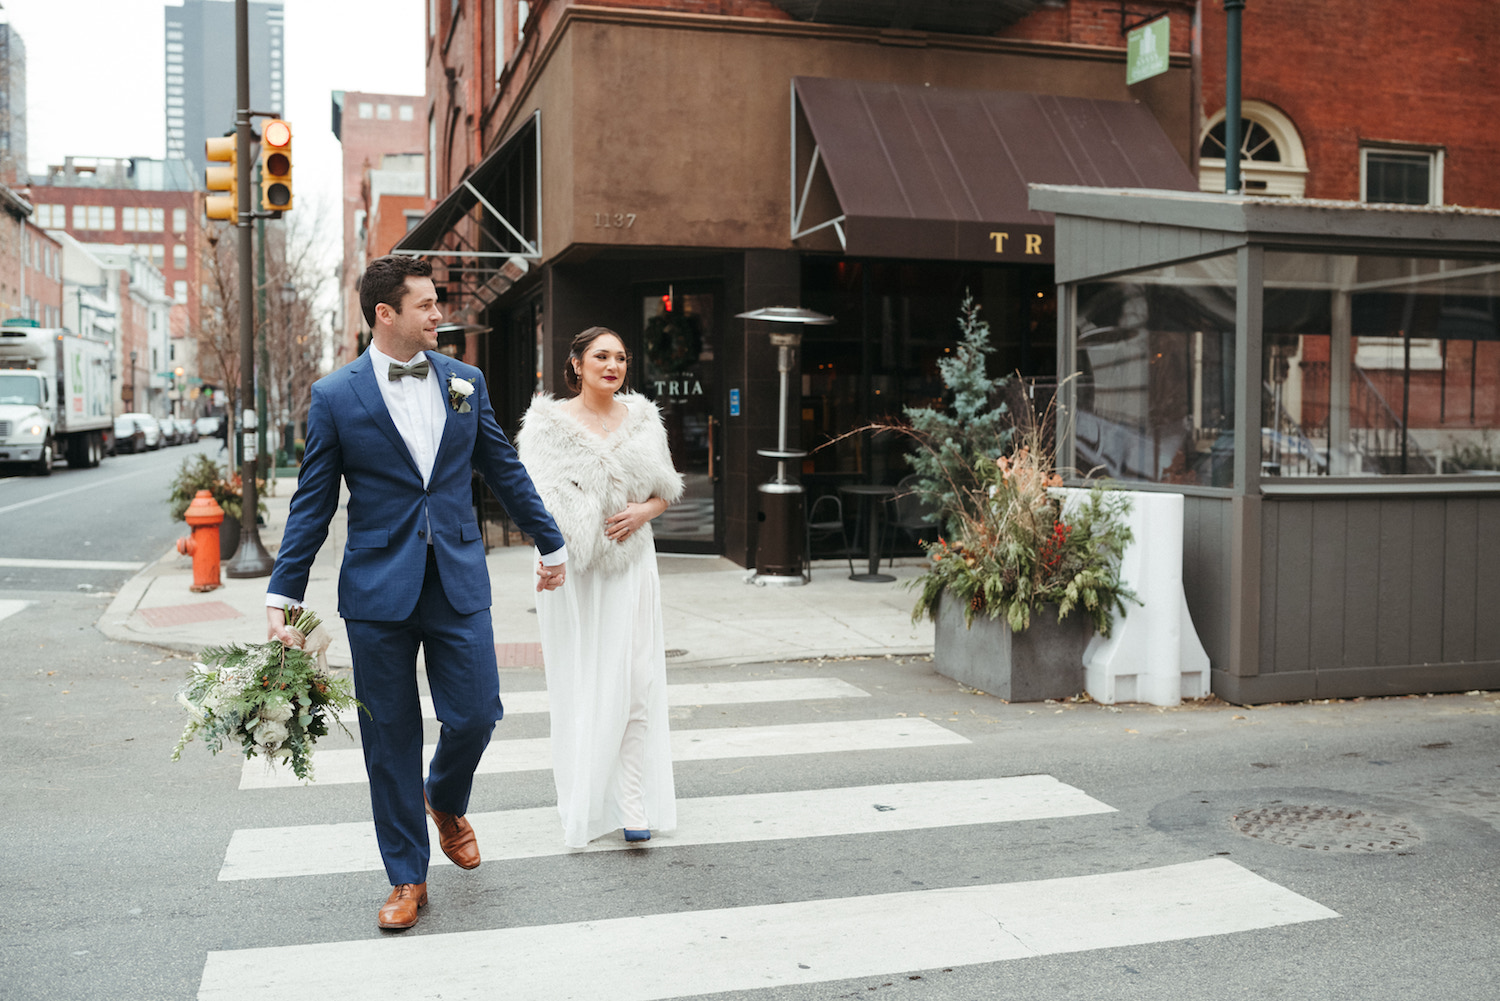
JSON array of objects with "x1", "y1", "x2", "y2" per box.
[{"x1": 1224, "y1": 0, "x2": 1245, "y2": 194}]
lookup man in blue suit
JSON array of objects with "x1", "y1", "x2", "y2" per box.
[{"x1": 266, "y1": 255, "x2": 566, "y2": 930}]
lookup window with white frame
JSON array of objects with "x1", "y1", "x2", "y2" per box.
[
  {"x1": 400, "y1": 104, "x2": 414, "y2": 121},
  {"x1": 174, "y1": 281, "x2": 188, "y2": 304},
  {"x1": 1199, "y1": 100, "x2": 1308, "y2": 197},
  {"x1": 151, "y1": 208, "x2": 164, "y2": 232},
  {"x1": 377, "y1": 103, "x2": 392, "y2": 120},
  {"x1": 173, "y1": 208, "x2": 187, "y2": 233},
  {"x1": 72, "y1": 204, "x2": 86, "y2": 229},
  {"x1": 1362, "y1": 145, "x2": 1443, "y2": 206},
  {"x1": 123, "y1": 206, "x2": 138, "y2": 231},
  {"x1": 174, "y1": 244, "x2": 187, "y2": 269},
  {"x1": 359, "y1": 102, "x2": 373, "y2": 119},
  {"x1": 495, "y1": 0, "x2": 508, "y2": 70}
]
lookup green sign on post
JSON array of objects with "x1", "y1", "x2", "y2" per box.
[{"x1": 1126, "y1": 17, "x2": 1170, "y2": 85}]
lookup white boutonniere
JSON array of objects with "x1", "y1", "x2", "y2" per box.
[{"x1": 447, "y1": 375, "x2": 474, "y2": 413}]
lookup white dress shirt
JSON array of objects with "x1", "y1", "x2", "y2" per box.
[{"x1": 266, "y1": 346, "x2": 564, "y2": 609}]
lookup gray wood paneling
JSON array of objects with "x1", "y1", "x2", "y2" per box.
[
  {"x1": 1476, "y1": 501, "x2": 1500, "y2": 658},
  {"x1": 1054, "y1": 219, "x2": 1242, "y2": 282},
  {"x1": 1183, "y1": 495, "x2": 1232, "y2": 674},
  {"x1": 1308, "y1": 500, "x2": 1347, "y2": 669},
  {"x1": 1441, "y1": 498, "x2": 1478, "y2": 662},
  {"x1": 1375, "y1": 499, "x2": 1414, "y2": 666},
  {"x1": 1342, "y1": 500, "x2": 1382, "y2": 668},
  {"x1": 1409, "y1": 498, "x2": 1447, "y2": 666},
  {"x1": 1271, "y1": 500, "x2": 1314, "y2": 674},
  {"x1": 1258, "y1": 499, "x2": 1279, "y2": 673}
]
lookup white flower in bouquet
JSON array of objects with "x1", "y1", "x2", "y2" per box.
[
  {"x1": 260, "y1": 698, "x2": 294, "y2": 723},
  {"x1": 256, "y1": 720, "x2": 289, "y2": 748}
]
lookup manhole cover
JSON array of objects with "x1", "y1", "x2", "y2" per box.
[
  {"x1": 664, "y1": 649, "x2": 688, "y2": 659},
  {"x1": 1231, "y1": 805, "x2": 1420, "y2": 852}
]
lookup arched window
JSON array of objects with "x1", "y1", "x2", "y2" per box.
[{"x1": 1198, "y1": 100, "x2": 1308, "y2": 197}]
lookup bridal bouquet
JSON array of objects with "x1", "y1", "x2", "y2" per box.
[{"x1": 171, "y1": 607, "x2": 364, "y2": 781}]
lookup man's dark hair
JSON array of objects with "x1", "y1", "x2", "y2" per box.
[{"x1": 359, "y1": 256, "x2": 433, "y2": 327}]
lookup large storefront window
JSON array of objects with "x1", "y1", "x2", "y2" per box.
[
  {"x1": 641, "y1": 285, "x2": 718, "y2": 548},
  {"x1": 1263, "y1": 252, "x2": 1500, "y2": 476},
  {"x1": 799, "y1": 257, "x2": 1055, "y2": 490},
  {"x1": 1074, "y1": 254, "x2": 1238, "y2": 487}
]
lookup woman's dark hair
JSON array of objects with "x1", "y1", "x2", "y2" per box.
[
  {"x1": 358, "y1": 255, "x2": 433, "y2": 327},
  {"x1": 564, "y1": 326, "x2": 629, "y2": 393}
]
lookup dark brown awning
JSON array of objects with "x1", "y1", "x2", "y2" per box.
[{"x1": 791, "y1": 77, "x2": 1197, "y2": 263}]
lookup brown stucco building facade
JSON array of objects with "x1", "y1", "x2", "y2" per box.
[{"x1": 404, "y1": 1, "x2": 1199, "y2": 565}]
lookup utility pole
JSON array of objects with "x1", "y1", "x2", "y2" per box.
[
  {"x1": 225, "y1": 0, "x2": 273, "y2": 577},
  {"x1": 1223, "y1": 0, "x2": 1245, "y2": 194}
]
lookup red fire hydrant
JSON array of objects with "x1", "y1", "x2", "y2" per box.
[{"x1": 176, "y1": 489, "x2": 224, "y2": 593}]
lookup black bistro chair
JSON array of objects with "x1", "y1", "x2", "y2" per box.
[
  {"x1": 804, "y1": 492, "x2": 854, "y2": 581},
  {"x1": 882, "y1": 474, "x2": 940, "y2": 566}
]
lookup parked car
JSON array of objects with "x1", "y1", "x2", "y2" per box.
[
  {"x1": 118, "y1": 412, "x2": 163, "y2": 450},
  {"x1": 173, "y1": 417, "x2": 198, "y2": 443},
  {"x1": 113, "y1": 415, "x2": 145, "y2": 454},
  {"x1": 194, "y1": 415, "x2": 221, "y2": 438},
  {"x1": 161, "y1": 418, "x2": 183, "y2": 446}
]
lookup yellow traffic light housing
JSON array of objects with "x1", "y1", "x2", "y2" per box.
[
  {"x1": 260, "y1": 119, "x2": 293, "y2": 212},
  {"x1": 205, "y1": 135, "x2": 238, "y2": 222}
]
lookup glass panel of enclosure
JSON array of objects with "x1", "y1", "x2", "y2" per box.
[
  {"x1": 1262, "y1": 252, "x2": 1500, "y2": 476},
  {"x1": 1073, "y1": 253, "x2": 1238, "y2": 488}
]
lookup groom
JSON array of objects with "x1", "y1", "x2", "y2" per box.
[{"x1": 266, "y1": 255, "x2": 567, "y2": 930}]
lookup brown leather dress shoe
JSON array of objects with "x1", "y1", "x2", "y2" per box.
[
  {"x1": 377, "y1": 882, "x2": 427, "y2": 930},
  {"x1": 425, "y1": 792, "x2": 481, "y2": 869}
]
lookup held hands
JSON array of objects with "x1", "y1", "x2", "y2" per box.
[
  {"x1": 536, "y1": 560, "x2": 567, "y2": 592},
  {"x1": 605, "y1": 499, "x2": 667, "y2": 544}
]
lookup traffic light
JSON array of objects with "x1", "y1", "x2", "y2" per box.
[
  {"x1": 260, "y1": 119, "x2": 293, "y2": 212},
  {"x1": 205, "y1": 136, "x2": 238, "y2": 222}
]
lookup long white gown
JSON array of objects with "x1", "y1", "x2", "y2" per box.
[
  {"x1": 535, "y1": 552, "x2": 676, "y2": 847},
  {"x1": 519, "y1": 392, "x2": 681, "y2": 847}
]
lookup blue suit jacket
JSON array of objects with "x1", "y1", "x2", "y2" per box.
[{"x1": 267, "y1": 350, "x2": 565, "y2": 621}]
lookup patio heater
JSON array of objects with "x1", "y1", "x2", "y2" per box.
[{"x1": 735, "y1": 306, "x2": 835, "y2": 586}]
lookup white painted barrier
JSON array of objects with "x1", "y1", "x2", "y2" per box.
[{"x1": 1056, "y1": 488, "x2": 1210, "y2": 706}]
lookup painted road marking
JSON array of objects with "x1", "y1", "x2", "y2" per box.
[
  {"x1": 0, "y1": 467, "x2": 159, "y2": 515},
  {"x1": 238, "y1": 717, "x2": 968, "y2": 790},
  {"x1": 334, "y1": 676, "x2": 871, "y2": 723},
  {"x1": 219, "y1": 775, "x2": 1116, "y2": 880},
  {"x1": 0, "y1": 599, "x2": 32, "y2": 623},
  {"x1": 198, "y1": 858, "x2": 1338, "y2": 1000},
  {"x1": 0, "y1": 557, "x2": 146, "y2": 570}
]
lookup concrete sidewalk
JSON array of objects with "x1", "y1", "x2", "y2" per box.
[{"x1": 99, "y1": 476, "x2": 935, "y2": 669}]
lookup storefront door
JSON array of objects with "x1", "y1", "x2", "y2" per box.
[{"x1": 636, "y1": 283, "x2": 722, "y2": 553}]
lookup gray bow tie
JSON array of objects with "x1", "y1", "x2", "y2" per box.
[{"x1": 387, "y1": 358, "x2": 430, "y2": 381}]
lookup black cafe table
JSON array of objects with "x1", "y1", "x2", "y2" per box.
[{"x1": 838, "y1": 484, "x2": 898, "y2": 582}]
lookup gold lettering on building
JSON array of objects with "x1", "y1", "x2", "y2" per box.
[
  {"x1": 989, "y1": 231, "x2": 1009, "y2": 253},
  {"x1": 1026, "y1": 233, "x2": 1043, "y2": 255}
]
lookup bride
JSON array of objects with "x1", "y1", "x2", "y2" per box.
[{"x1": 517, "y1": 326, "x2": 683, "y2": 847}]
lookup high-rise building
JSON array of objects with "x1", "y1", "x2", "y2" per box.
[
  {"x1": 0, "y1": 20, "x2": 26, "y2": 184},
  {"x1": 165, "y1": 0, "x2": 284, "y2": 177}
]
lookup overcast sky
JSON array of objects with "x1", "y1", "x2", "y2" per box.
[{"x1": 3, "y1": 0, "x2": 427, "y2": 261}]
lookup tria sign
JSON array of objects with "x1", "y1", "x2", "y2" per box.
[
  {"x1": 1126, "y1": 17, "x2": 1170, "y2": 85},
  {"x1": 653, "y1": 376, "x2": 704, "y2": 398}
]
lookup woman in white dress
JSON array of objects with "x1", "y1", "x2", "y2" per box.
[{"x1": 517, "y1": 327, "x2": 683, "y2": 847}]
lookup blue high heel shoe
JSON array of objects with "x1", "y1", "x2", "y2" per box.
[{"x1": 623, "y1": 828, "x2": 651, "y2": 842}]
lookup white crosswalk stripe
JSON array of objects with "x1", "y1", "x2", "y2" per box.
[
  {"x1": 219, "y1": 775, "x2": 1116, "y2": 880},
  {"x1": 238, "y1": 717, "x2": 971, "y2": 789},
  {"x1": 0, "y1": 599, "x2": 31, "y2": 624},
  {"x1": 334, "y1": 676, "x2": 870, "y2": 723},
  {"x1": 200, "y1": 669, "x2": 1340, "y2": 999},
  {"x1": 198, "y1": 858, "x2": 1337, "y2": 1000}
]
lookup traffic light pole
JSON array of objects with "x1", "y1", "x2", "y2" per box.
[{"x1": 225, "y1": 0, "x2": 273, "y2": 578}]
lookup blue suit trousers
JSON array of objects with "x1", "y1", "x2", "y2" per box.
[{"x1": 345, "y1": 548, "x2": 501, "y2": 886}]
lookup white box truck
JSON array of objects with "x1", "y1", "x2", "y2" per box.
[{"x1": 0, "y1": 322, "x2": 115, "y2": 475}]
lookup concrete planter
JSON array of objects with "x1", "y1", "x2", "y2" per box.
[{"x1": 933, "y1": 592, "x2": 1090, "y2": 702}]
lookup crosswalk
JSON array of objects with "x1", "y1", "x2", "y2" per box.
[{"x1": 197, "y1": 672, "x2": 1339, "y2": 1000}]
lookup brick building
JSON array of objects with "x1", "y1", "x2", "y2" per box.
[
  {"x1": 332, "y1": 90, "x2": 425, "y2": 362},
  {"x1": 399, "y1": 0, "x2": 1200, "y2": 565},
  {"x1": 23, "y1": 157, "x2": 202, "y2": 375},
  {"x1": 1193, "y1": 0, "x2": 1500, "y2": 475}
]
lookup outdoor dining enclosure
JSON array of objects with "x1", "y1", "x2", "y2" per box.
[{"x1": 1030, "y1": 184, "x2": 1500, "y2": 703}]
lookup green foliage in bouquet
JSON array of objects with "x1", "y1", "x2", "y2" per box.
[{"x1": 171, "y1": 608, "x2": 365, "y2": 781}]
